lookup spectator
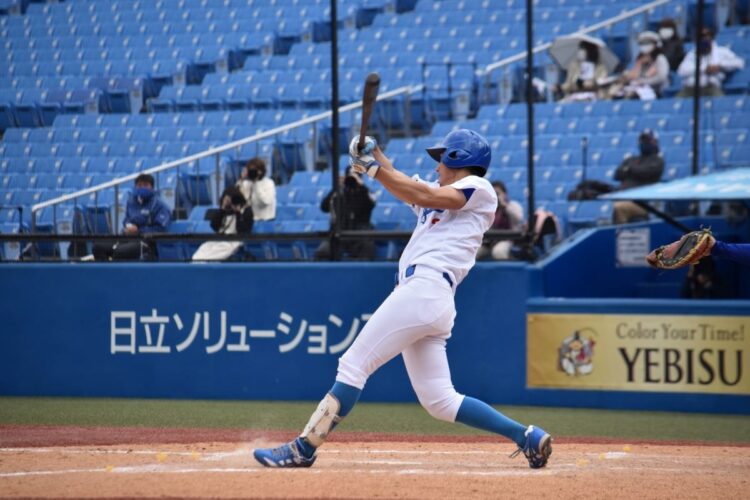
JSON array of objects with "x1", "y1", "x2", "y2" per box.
[
  {"x1": 192, "y1": 186, "x2": 253, "y2": 261},
  {"x1": 610, "y1": 31, "x2": 670, "y2": 99},
  {"x1": 237, "y1": 157, "x2": 276, "y2": 221},
  {"x1": 92, "y1": 173, "x2": 171, "y2": 261},
  {"x1": 612, "y1": 130, "x2": 664, "y2": 224},
  {"x1": 556, "y1": 40, "x2": 610, "y2": 102},
  {"x1": 681, "y1": 257, "x2": 728, "y2": 299},
  {"x1": 677, "y1": 27, "x2": 745, "y2": 97},
  {"x1": 657, "y1": 18, "x2": 685, "y2": 72},
  {"x1": 477, "y1": 181, "x2": 524, "y2": 260},
  {"x1": 315, "y1": 168, "x2": 375, "y2": 260}
]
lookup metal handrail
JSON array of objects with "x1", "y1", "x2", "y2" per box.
[
  {"x1": 31, "y1": 83, "x2": 424, "y2": 219},
  {"x1": 0, "y1": 229, "x2": 523, "y2": 243},
  {"x1": 480, "y1": 0, "x2": 674, "y2": 81},
  {"x1": 29, "y1": 0, "x2": 673, "y2": 226}
]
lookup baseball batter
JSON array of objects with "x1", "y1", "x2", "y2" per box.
[{"x1": 254, "y1": 129, "x2": 552, "y2": 469}]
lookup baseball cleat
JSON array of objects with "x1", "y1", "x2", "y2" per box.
[
  {"x1": 253, "y1": 438, "x2": 317, "y2": 468},
  {"x1": 510, "y1": 425, "x2": 552, "y2": 469}
]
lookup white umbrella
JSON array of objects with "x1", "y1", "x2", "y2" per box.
[{"x1": 548, "y1": 34, "x2": 620, "y2": 73}]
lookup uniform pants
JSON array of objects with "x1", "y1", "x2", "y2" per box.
[{"x1": 336, "y1": 269, "x2": 464, "y2": 422}]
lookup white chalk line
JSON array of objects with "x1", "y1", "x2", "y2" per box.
[
  {"x1": 0, "y1": 447, "x2": 506, "y2": 458},
  {"x1": 0, "y1": 463, "x2": 573, "y2": 479},
  {"x1": 327, "y1": 459, "x2": 426, "y2": 466},
  {"x1": 0, "y1": 447, "x2": 197, "y2": 457},
  {"x1": 0, "y1": 451, "x2": 728, "y2": 480},
  {"x1": 1, "y1": 447, "x2": 730, "y2": 465}
]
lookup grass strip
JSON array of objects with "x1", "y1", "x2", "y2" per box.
[{"x1": 1, "y1": 397, "x2": 747, "y2": 443}]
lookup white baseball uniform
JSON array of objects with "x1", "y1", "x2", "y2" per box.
[{"x1": 336, "y1": 174, "x2": 498, "y2": 422}]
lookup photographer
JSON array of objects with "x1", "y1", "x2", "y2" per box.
[
  {"x1": 315, "y1": 167, "x2": 376, "y2": 260},
  {"x1": 237, "y1": 157, "x2": 276, "y2": 221},
  {"x1": 192, "y1": 186, "x2": 253, "y2": 261}
]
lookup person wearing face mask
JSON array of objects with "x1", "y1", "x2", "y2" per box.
[
  {"x1": 556, "y1": 41, "x2": 610, "y2": 102},
  {"x1": 610, "y1": 31, "x2": 670, "y2": 99},
  {"x1": 314, "y1": 167, "x2": 376, "y2": 260},
  {"x1": 612, "y1": 130, "x2": 665, "y2": 224},
  {"x1": 657, "y1": 18, "x2": 685, "y2": 71},
  {"x1": 236, "y1": 157, "x2": 277, "y2": 221},
  {"x1": 191, "y1": 186, "x2": 253, "y2": 261},
  {"x1": 677, "y1": 27, "x2": 745, "y2": 97},
  {"x1": 91, "y1": 173, "x2": 172, "y2": 261}
]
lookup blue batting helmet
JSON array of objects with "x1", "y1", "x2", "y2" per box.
[{"x1": 426, "y1": 129, "x2": 491, "y2": 175}]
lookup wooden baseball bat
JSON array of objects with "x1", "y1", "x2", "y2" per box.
[{"x1": 357, "y1": 72, "x2": 381, "y2": 151}]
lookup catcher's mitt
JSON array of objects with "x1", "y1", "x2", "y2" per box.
[{"x1": 646, "y1": 229, "x2": 715, "y2": 270}]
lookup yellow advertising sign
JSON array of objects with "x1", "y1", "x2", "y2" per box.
[{"x1": 527, "y1": 313, "x2": 750, "y2": 395}]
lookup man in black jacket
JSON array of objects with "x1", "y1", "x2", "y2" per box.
[
  {"x1": 612, "y1": 129, "x2": 664, "y2": 224},
  {"x1": 315, "y1": 167, "x2": 376, "y2": 260}
]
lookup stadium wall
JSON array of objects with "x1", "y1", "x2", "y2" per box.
[{"x1": 1, "y1": 257, "x2": 748, "y2": 414}]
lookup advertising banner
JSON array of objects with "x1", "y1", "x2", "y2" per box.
[{"x1": 528, "y1": 313, "x2": 750, "y2": 395}]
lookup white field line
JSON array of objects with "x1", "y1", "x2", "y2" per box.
[
  {"x1": 1, "y1": 447, "x2": 730, "y2": 465},
  {"x1": 0, "y1": 447, "x2": 506, "y2": 457},
  {"x1": 326, "y1": 459, "x2": 426, "y2": 466},
  {"x1": 0, "y1": 447, "x2": 197, "y2": 456},
  {"x1": 0, "y1": 463, "x2": 575, "y2": 479}
]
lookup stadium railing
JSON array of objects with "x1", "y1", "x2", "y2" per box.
[
  {"x1": 480, "y1": 0, "x2": 675, "y2": 104},
  {"x1": 30, "y1": 83, "x2": 424, "y2": 232}
]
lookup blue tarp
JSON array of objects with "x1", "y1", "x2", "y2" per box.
[{"x1": 601, "y1": 168, "x2": 750, "y2": 201}]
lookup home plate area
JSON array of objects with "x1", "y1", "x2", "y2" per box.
[{"x1": 1, "y1": 441, "x2": 747, "y2": 498}]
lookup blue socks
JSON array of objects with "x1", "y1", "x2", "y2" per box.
[
  {"x1": 299, "y1": 390, "x2": 525, "y2": 458},
  {"x1": 329, "y1": 381, "x2": 361, "y2": 417},
  {"x1": 298, "y1": 382, "x2": 362, "y2": 458},
  {"x1": 455, "y1": 396, "x2": 527, "y2": 447}
]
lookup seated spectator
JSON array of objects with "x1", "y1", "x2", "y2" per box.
[
  {"x1": 681, "y1": 257, "x2": 729, "y2": 299},
  {"x1": 612, "y1": 130, "x2": 664, "y2": 224},
  {"x1": 477, "y1": 181, "x2": 524, "y2": 260},
  {"x1": 677, "y1": 27, "x2": 745, "y2": 97},
  {"x1": 315, "y1": 168, "x2": 375, "y2": 260},
  {"x1": 657, "y1": 18, "x2": 685, "y2": 72},
  {"x1": 609, "y1": 31, "x2": 670, "y2": 100},
  {"x1": 237, "y1": 157, "x2": 276, "y2": 221},
  {"x1": 510, "y1": 208, "x2": 563, "y2": 260},
  {"x1": 192, "y1": 186, "x2": 253, "y2": 261},
  {"x1": 92, "y1": 173, "x2": 171, "y2": 261},
  {"x1": 556, "y1": 40, "x2": 610, "y2": 102}
]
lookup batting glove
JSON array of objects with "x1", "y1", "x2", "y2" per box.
[
  {"x1": 349, "y1": 135, "x2": 377, "y2": 157},
  {"x1": 348, "y1": 136, "x2": 379, "y2": 178},
  {"x1": 349, "y1": 155, "x2": 379, "y2": 178}
]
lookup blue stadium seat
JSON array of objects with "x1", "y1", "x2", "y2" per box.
[
  {"x1": 83, "y1": 205, "x2": 112, "y2": 235},
  {"x1": 178, "y1": 173, "x2": 213, "y2": 211},
  {"x1": 157, "y1": 220, "x2": 195, "y2": 261},
  {"x1": 174, "y1": 85, "x2": 206, "y2": 112},
  {"x1": 149, "y1": 85, "x2": 178, "y2": 112},
  {"x1": 14, "y1": 89, "x2": 44, "y2": 127},
  {"x1": 294, "y1": 186, "x2": 326, "y2": 205},
  {"x1": 34, "y1": 174, "x2": 62, "y2": 190}
]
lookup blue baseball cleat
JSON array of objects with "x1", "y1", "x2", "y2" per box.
[
  {"x1": 253, "y1": 438, "x2": 317, "y2": 468},
  {"x1": 511, "y1": 425, "x2": 552, "y2": 469}
]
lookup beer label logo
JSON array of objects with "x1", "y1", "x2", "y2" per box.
[{"x1": 559, "y1": 329, "x2": 597, "y2": 376}]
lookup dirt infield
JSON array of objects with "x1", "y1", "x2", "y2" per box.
[{"x1": 1, "y1": 426, "x2": 749, "y2": 499}]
